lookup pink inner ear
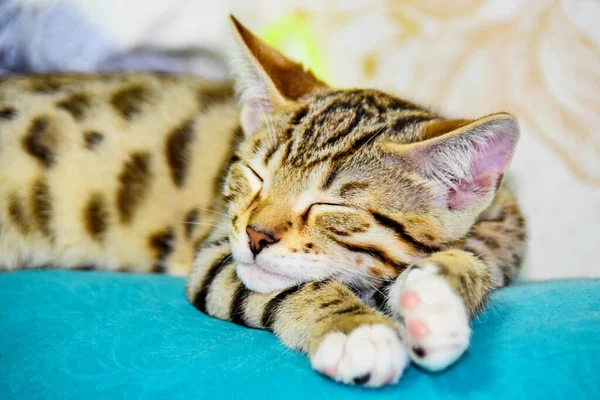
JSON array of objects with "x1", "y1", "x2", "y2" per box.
[{"x1": 447, "y1": 133, "x2": 514, "y2": 210}]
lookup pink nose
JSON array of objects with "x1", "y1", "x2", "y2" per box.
[{"x1": 246, "y1": 226, "x2": 279, "y2": 255}]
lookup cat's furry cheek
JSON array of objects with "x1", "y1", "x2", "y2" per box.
[{"x1": 229, "y1": 235, "x2": 254, "y2": 264}]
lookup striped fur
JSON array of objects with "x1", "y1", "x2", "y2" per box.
[{"x1": 0, "y1": 17, "x2": 526, "y2": 387}]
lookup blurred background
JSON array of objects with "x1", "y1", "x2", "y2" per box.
[{"x1": 1, "y1": 0, "x2": 598, "y2": 280}]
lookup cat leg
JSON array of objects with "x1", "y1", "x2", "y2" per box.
[
  {"x1": 385, "y1": 250, "x2": 488, "y2": 371},
  {"x1": 186, "y1": 239, "x2": 409, "y2": 387},
  {"x1": 383, "y1": 187, "x2": 526, "y2": 371}
]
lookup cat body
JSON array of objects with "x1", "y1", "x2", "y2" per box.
[
  {"x1": 0, "y1": 74, "x2": 239, "y2": 274},
  {"x1": 0, "y1": 17, "x2": 526, "y2": 388}
]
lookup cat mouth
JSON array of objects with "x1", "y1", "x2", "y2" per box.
[{"x1": 235, "y1": 262, "x2": 300, "y2": 293}]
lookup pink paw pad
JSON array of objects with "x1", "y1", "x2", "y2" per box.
[
  {"x1": 324, "y1": 365, "x2": 337, "y2": 377},
  {"x1": 400, "y1": 291, "x2": 421, "y2": 309},
  {"x1": 407, "y1": 319, "x2": 430, "y2": 339}
]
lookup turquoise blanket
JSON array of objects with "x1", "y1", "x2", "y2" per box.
[{"x1": 0, "y1": 271, "x2": 598, "y2": 399}]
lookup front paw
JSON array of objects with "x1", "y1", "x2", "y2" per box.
[
  {"x1": 391, "y1": 264, "x2": 471, "y2": 371},
  {"x1": 310, "y1": 324, "x2": 409, "y2": 387}
]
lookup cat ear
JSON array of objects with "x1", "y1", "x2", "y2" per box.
[
  {"x1": 229, "y1": 15, "x2": 327, "y2": 134},
  {"x1": 381, "y1": 113, "x2": 519, "y2": 211}
]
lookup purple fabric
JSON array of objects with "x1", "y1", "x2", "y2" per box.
[{"x1": 0, "y1": 0, "x2": 226, "y2": 78}]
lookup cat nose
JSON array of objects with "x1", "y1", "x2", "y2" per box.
[{"x1": 246, "y1": 225, "x2": 280, "y2": 255}]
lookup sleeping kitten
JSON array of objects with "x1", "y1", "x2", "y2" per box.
[{"x1": 0, "y1": 16, "x2": 525, "y2": 387}]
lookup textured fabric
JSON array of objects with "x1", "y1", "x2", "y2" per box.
[
  {"x1": 0, "y1": 0, "x2": 227, "y2": 78},
  {"x1": 0, "y1": 271, "x2": 598, "y2": 399}
]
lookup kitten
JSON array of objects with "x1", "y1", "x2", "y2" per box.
[{"x1": 0, "y1": 16, "x2": 525, "y2": 387}]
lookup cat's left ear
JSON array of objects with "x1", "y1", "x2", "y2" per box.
[
  {"x1": 381, "y1": 113, "x2": 520, "y2": 211},
  {"x1": 229, "y1": 15, "x2": 327, "y2": 134}
]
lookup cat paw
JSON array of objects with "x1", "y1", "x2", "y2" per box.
[
  {"x1": 391, "y1": 264, "x2": 471, "y2": 371},
  {"x1": 310, "y1": 324, "x2": 409, "y2": 387}
]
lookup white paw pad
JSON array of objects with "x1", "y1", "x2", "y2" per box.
[
  {"x1": 310, "y1": 324, "x2": 409, "y2": 387},
  {"x1": 393, "y1": 265, "x2": 471, "y2": 371}
]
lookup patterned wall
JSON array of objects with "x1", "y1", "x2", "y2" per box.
[{"x1": 238, "y1": 0, "x2": 600, "y2": 279}]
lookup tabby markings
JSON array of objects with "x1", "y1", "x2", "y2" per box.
[
  {"x1": 192, "y1": 253, "x2": 234, "y2": 313},
  {"x1": 230, "y1": 283, "x2": 250, "y2": 326},
  {"x1": 261, "y1": 284, "x2": 305, "y2": 330},
  {"x1": 8, "y1": 194, "x2": 29, "y2": 234},
  {"x1": 197, "y1": 85, "x2": 235, "y2": 112},
  {"x1": 22, "y1": 117, "x2": 58, "y2": 168},
  {"x1": 184, "y1": 208, "x2": 199, "y2": 239},
  {"x1": 390, "y1": 114, "x2": 432, "y2": 133},
  {"x1": 117, "y1": 152, "x2": 151, "y2": 223},
  {"x1": 111, "y1": 85, "x2": 151, "y2": 119},
  {"x1": 31, "y1": 179, "x2": 52, "y2": 238},
  {"x1": 32, "y1": 80, "x2": 62, "y2": 94},
  {"x1": 84, "y1": 131, "x2": 104, "y2": 150},
  {"x1": 166, "y1": 119, "x2": 195, "y2": 187},
  {"x1": 0, "y1": 107, "x2": 17, "y2": 120},
  {"x1": 211, "y1": 125, "x2": 244, "y2": 200},
  {"x1": 56, "y1": 93, "x2": 90, "y2": 121},
  {"x1": 339, "y1": 182, "x2": 369, "y2": 197},
  {"x1": 85, "y1": 194, "x2": 108, "y2": 241},
  {"x1": 369, "y1": 210, "x2": 440, "y2": 253},
  {"x1": 329, "y1": 237, "x2": 405, "y2": 271},
  {"x1": 148, "y1": 226, "x2": 175, "y2": 273}
]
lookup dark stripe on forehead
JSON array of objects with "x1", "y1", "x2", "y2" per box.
[
  {"x1": 318, "y1": 108, "x2": 372, "y2": 150},
  {"x1": 262, "y1": 142, "x2": 280, "y2": 164},
  {"x1": 192, "y1": 252, "x2": 232, "y2": 313},
  {"x1": 294, "y1": 101, "x2": 374, "y2": 159},
  {"x1": 262, "y1": 104, "x2": 308, "y2": 164},
  {"x1": 370, "y1": 210, "x2": 440, "y2": 253},
  {"x1": 320, "y1": 127, "x2": 385, "y2": 189}
]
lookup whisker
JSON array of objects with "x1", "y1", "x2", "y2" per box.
[
  {"x1": 337, "y1": 124, "x2": 386, "y2": 173},
  {"x1": 180, "y1": 221, "x2": 229, "y2": 231},
  {"x1": 195, "y1": 207, "x2": 230, "y2": 219}
]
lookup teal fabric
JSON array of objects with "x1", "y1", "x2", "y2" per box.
[{"x1": 0, "y1": 271, "x2": 598, "y2": 399}]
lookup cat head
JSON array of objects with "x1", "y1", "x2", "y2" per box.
[{"x1": 225, "y1": 16, "x2": 519, "y2": 293}]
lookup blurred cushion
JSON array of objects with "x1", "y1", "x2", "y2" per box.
[{"x1": 0, "y1": 271, "x2": 598, "y2": 399}]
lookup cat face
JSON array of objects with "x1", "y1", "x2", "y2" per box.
[{"x1": 225, "y1": 17, "x2": 519, "y2": 293}]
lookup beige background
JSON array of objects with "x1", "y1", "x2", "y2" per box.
[
  {"x1": 20, "y1": 0, "x2": 600, "y2": 280},
  {"x1": 231, "y1": 0, "x2": 600, "y2": 280}
]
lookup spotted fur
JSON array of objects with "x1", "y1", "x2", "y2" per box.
[{"x1": 0, "y1": 73, "x2": 239, "y2": 274}]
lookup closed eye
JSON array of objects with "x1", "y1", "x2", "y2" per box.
[
  {"x1": 242, "y1": 162, "x2": 263, "y2": 182},
  {"x1": 301, "y1": 202, "x2": 345, "y2": 224}
]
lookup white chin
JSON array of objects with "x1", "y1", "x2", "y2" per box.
[{"x1": 235, "y1": 263, "x2": 299, "y2": 293}]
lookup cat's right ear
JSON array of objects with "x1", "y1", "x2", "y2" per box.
[{"x1": 229, "y1": 15, "x2": 327, "y2": 135}]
